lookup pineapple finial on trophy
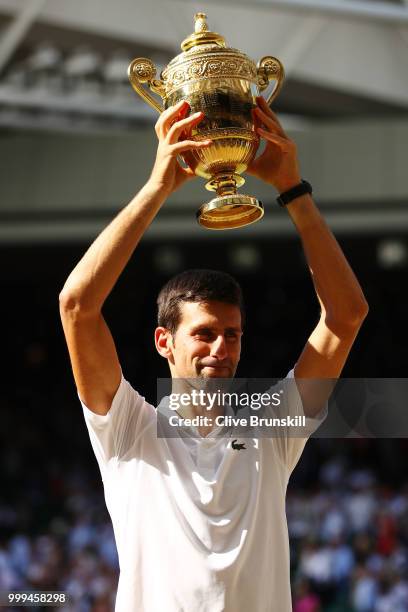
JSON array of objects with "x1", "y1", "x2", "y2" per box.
[
  {"x1": 194, "y1": 13, "x2": 208, "y2": 33},
  {"x1": 181, "y1": 12, "x2": 226, "y2": 51}
]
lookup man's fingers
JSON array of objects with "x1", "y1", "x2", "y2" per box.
[
  {"x1": 254, "y1": 107, "x2": 286, "y2": 138},
  {"x1": 172, "y1": 139, "x2": 212, "y2": 154},
  {"x1": 167, "y1": 111, "x2": 205, "y2": 143},
  {"x1": 256, "y1": 95, "x2": 281, "y2": 121},
  {"x1": 256, "y1": 127, "x2": 293, "y2": 151},
  {"x1": 163, "y1": 99, "x2": 189, "y2": 121},
  {"x1": 254, "y1": 98, "x2": 286, "y2": 137},
  {"x1": 155, "y1": 100, "x2": 189, "y2": 138}
]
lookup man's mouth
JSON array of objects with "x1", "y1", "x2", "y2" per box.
[{"x1": 201, "y1": 364, "x2": 231, "y2": 376}]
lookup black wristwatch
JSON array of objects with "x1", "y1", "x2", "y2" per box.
[{"x1": 276, "y1": 180, "x2": 312, "y2": 207}]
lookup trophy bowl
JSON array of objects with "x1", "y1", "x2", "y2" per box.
[{"x1": 128, "y1": 13, "x2": 284, "y2": 230}]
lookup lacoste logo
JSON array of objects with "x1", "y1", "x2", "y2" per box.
[{"x1": 231, "y1": 439, "x2": 246, "y2": 451}]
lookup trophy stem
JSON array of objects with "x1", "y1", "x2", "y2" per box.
[
  {"x1": 215, "y1": 175, "x2": 237, "y2": 197},
  {"x1": 205, "y1": 173, "x2": 245, "y2": 196}
]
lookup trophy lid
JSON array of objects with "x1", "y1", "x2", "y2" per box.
[{"x1": 181, "y1": 13, "x2": 226, "y2": 52}]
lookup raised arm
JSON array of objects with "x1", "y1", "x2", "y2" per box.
[
  {"x1": 59, "y1": 101, "x2": 212, "y2": 415},
  {"x1": 248, "y1": 96, "x2": 368, "y2": 416}
]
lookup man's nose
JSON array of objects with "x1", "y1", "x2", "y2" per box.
[{"x1": 210, "y1": 335, "x2": 228, "y2": 359}]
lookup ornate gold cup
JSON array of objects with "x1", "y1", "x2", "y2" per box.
[{"x1": 128, "y1": 13, "x2": 284, "y2": 230}]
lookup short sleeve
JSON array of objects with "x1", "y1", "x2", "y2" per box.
[
  {"x1": 80, "y1": 375, "x2": 156, "y2": 472},
  {"x1": 266, "y1": 368, "x2": 328, "y2": 475}
]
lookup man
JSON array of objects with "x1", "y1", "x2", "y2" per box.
[{"x1": 59, "y1": 97, "x2": 368, "y2": 611}]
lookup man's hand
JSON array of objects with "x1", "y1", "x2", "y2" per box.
[
  {"x1": 148, "y1": 99, "x2": 212, "y2": 197},
  {"x1": 247, "y1": 96, "x2": 301, "y2": 193}
]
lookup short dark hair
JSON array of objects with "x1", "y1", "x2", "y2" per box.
[{"x1": 157, "y1": 269, "x2": 245, "y2": 335}]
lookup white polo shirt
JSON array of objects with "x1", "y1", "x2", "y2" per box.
[{"x1": 80, "y1": 370, "x2": 326, "y2": 612}]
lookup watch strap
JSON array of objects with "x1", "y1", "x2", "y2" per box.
[{"x1": 277, "y1": 180, "x2": 312, "y2": 207}]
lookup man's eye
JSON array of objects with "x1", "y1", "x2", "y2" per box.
[{"x1": 196, "y1": 330, "x2": 211, "y2": 338}]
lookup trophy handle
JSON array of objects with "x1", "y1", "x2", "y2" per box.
[
  {"x1": 128, "y1": 58, "x2": 165, "y2": 113},
  {"x1": 256, "y1": 56, "x2": 285, "y2": 105}
]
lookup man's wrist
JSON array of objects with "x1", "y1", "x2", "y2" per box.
[
  {"x1": 142, "y1": 180, "x2": 171, "y2": 202},
  {"x1": 276, "y1": 180, "x2": 312, "y2": 208},
  {"x1": 274, "y1": 176, "x2": 302, "y2": 193}
]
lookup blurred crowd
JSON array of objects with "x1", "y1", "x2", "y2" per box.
[
  {"x1": 289, "y1": 459, "x2": 408, "y2": 612},
  {"x1": 0, "y1": 468, "x2": 118, "y2": 611}
]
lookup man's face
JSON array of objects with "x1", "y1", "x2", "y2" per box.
[{"x1": 167, "y1": 300, "x2": 242, "y2": 379}]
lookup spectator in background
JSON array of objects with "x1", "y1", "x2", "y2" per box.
[{"x1": 293, "y1": 577, "x2": 321, "y2": 612}]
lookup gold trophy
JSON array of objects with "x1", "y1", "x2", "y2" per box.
[{"x1": 128, "y1": 13, "x2": 284, "y2": 230}]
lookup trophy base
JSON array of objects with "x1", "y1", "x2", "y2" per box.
[{"x1": 196, "y1": 194, "x2": 264, "y2": 230}]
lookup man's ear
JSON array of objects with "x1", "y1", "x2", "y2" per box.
[{"x1": 154, "y1": 327, "x2": 175, "y2": 361}]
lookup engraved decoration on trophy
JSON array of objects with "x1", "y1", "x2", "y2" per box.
[{"x1": 128, "y1": 13, "x2": 285, "y2": 230}]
